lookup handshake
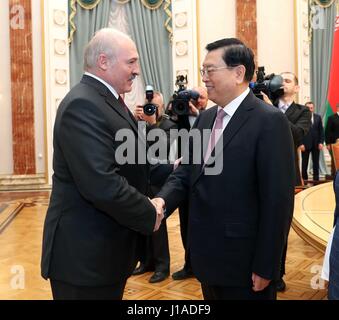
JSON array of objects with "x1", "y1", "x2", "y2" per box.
[{"x1": 150, "y1": 198, "x2": 166, "y2": 232}]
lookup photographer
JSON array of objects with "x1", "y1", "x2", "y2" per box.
[
  {"x1": 262, "y1": 71, "x2": 311, "y2": 292},
  {"x1": 132, "y1": 91, "x2": 177, "y2": 283}
]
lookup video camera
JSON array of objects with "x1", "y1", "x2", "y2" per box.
[
  {"x1": 143, "y1": 85, "x2": 157, "y2": 116},
  {"x1": 171, "y1": 75, "x2": 199, "y2": 116},
  {"x1": 249, "y1": 66, "x2": 284, "y2": 102}
]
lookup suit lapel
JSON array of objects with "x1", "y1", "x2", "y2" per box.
[{"x1": 81, "y1": 75, "x2": 139, "y2": 134}]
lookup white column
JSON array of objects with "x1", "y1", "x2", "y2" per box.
[
  {"x1": 42, "y1": 0, "x2": 70, "y2": 185},
  {"x1": 171, "y1": 0, "x2": 198, "y2": 90}
]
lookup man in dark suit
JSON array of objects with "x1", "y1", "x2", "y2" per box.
[
  {"x1": 263, "y1": 72, "x2": 311, "y2": 291},
  {"x1": 300, "y1": 102, "x2": 324, "y2": 181},
  {"x1": 169, "y1": 87, "x2": 209, "y2": 281},
  {"x1": 132, "y1": 91, "x2": 177, "y2": 283},
  {"x1": 153, "y1": 38, "x2": 295, "y2": 300},
  {"x1": 325, "y1": 103, "x2": 339, "y2": 177},
  {"x1": 40, "y1": 28, "x2": 166, "y2": 300}
]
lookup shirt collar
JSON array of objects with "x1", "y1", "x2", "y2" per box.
[
  {"x1": 278, "y1": 100, "x2": 292, "y2": 109},
  {"x1": 219, "y1": 87, "x2": 250, "y2": 117},
  {"x1": 84, "y1": 72, "x2": 119, "y2": 100}
]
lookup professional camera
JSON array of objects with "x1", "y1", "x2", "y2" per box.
[
  {"x1": 250, "y1": 66, "x2": 284, "y2": 101},
  {"x1": 143, "y1": 85, "x2": 157, "y2": 116},
  {"x1": 171, "y1": 75, "x2": 200, "y2": 116}
]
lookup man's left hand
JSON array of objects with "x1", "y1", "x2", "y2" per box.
[{"x1": 252, "y1": 273, "x2": 271, "y2": 292}]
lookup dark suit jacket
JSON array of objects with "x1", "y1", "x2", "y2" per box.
[
  {"x1": 274, "y1": 102, "x2": 311, "y2": 185},
  {"x1": 41, "y1": 75, "x2": 169, "y2": 287},
  {"x1": 302, "y1": 113, "x2": 324, "y2": 150},
  {"x1": 158, "y1": 91, "x2": 295, "y2": 287},
  {"x1": 325, "y1": 113, "x2": 339, "y2": 145}
]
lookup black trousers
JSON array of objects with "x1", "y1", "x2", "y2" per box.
[
  {"x1": 201, "y1": 282, "x2": 277, "y2": 300},
  {"x1": 50, "y1": 279, "x2": 127, "y2": 300},
  {"x1": 140, "y1": 220, "x2": 170, "y2": 272},
  {"x1": 178, "y1": 200, "x2": 191, "y2": 271},
  {"x1": 301, "y1": 147, "x2": 320, "y2": 180}
]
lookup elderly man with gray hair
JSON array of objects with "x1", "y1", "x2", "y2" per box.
[{"x1": 41, "y1": 28, "x2": 168, "y2": 300}]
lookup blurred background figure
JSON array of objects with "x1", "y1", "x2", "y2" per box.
[
  {"x1": 132, "y1": 91, "x2": 177, "y2": 283},
  {"x1": 300, "y1": 101, "x2": 324, "y2": 182}
]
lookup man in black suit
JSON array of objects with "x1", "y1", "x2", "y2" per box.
[
  {"x1": 263, "y1": 72, "x2": 311, "y2": 291},
  {"x1": 325, "y1": 103, "x2": 339, "y2": 177},
  {"x1": 153, "y1": 38, "x2": 295, "y2": 300},
  {"x1": 300, "y1": 102, "x2": 324, "y2": 181},
  {"x1": 132, "y1": 91, "x2": 177, "y2": 283},
  {"x1": 41, "y1": 28, "x2": 167, "y2": 300}
]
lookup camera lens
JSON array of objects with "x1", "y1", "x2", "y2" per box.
[{"x1": 143, "y1": 103, "x2": 157, "y2": 116}]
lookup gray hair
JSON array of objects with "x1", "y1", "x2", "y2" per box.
[{"x1": 83, "y1": 28, "x2": 133, "y2": 70}]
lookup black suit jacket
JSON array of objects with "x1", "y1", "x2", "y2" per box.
[
  {"x1": 158, "y1": 91, "x2": 295, "y2": 287},
  {"x1": 41, "y1": 75, "x2": 169, "y2": 286},
  {"x1": 302, "y1": 113, "x2": 324, "y2": 150},
  {"x1": 274, "y1": 102, "x2": 311, "y2": 185},
  {"x1": 325, "y1": 113, "x2": 339, "y2": 145}
]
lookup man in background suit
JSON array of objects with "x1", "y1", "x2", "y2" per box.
[
  {"x1": 132, "y1": 91, "x2": 177, "y2": 283},
  {"x1": 325, "y1": 103, "x2": 339, "y2": 177},
  {"x1": 300, "y1": 101, "x2": 324, "y2": 181},
  {"x1": 41, "y1": 28, "x2": 165, "y2": 300},
  {"x1": 153, "y1": 38, "x2": 295, "y2": 299},
  {"x1": 263, "y1": 72, "x2": 311, "y2": 291},
  {"x1": 170, "y1": 86, "x2": 209, "y2": 281}
]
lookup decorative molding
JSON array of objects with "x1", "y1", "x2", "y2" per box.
[
  {"x1": 295, "y1": 0, "x2": 311, "y2": 104},
  {"x1": 171, "y1": 0, "x2": 198, "y2": 90},
  {"x1": 54, "y1": 39, "x2": 67, "y2": 55},
  {"x1": 175, "y1": 12, "x2": 187, "y2": 28},
  {"x1": 175, "y1": 41, "x2": 188, "y2": 56},
  {"x1": 55, "y1": 69, "x2": 68, "y2": 85},
  {"x1": 43, "y1": 0, "x2": 70, "y2": 185},
  {"x1": 53, "y1": 9, "x2": 66, "y2": 26}
]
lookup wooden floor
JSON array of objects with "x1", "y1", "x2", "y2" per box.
[{"x1": 0, "y1": 190, "x2": 328, "y2": 300}]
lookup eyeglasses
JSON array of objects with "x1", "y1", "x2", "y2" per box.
[{"x1": 199, "y1": 66, "x2": 236, "y2": 77}]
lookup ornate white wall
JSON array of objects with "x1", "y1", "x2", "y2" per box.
[
  {"x1": 171, "y1": 0, "x2": 198, "y2": 90},
  {"x1": 295, "y1": 0, "x2": 311, "y2": 104},
  {"x1": 43, "y1": 0, "x2": 70, "y2": 184}
]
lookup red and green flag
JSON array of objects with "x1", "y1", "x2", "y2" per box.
[{"x1": 325, "y1": 7, "x2": 339, "y2": 128}]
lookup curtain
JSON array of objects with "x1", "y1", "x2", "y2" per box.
[
  {"x1": 310, "y1": 2, "x2": 336, "y2": 176},
  {"x1": 123, "y1": 0, "x2": 173, "y2": 104},
  {"x1": 69, "y1": 0, "x2": 111, "y2": 88}
]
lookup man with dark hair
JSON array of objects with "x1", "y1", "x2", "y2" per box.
[
  {"x1": 153, "y1": 38, "x2": 295, "y2": 300},
  {"x1": 263, "y1": 71, "x2": 311, "y2": 291},
  {"x1": 300, "y1": 101, "x2": 324, "y2": 181}
]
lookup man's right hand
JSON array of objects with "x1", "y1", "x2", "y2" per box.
[
  {"x1": 299, "y1": 145, "x2": 306, "y2": 152},
  {"x1": 151, "y1": 198, "x2": 165, "y2": 232},
  {"x1": 260, "y1": 91, "x2": 273, "y2": 105},
  {"x1": 133, "y1": 106, "x2": 157, "y2": 124}
]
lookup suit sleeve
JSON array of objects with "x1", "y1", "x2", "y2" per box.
[
  {"x1": 288, "y1": 108, "x2": 311, "y2": 147},
  {"x1": 58, "y1": 98, "x2": 156, "y2": 235},
  {"x1": 252, "y1": 111, "x2": 295, "y2": 280},
  {"x1": 155, "y1": 116, "x2": 202, "y2": 215},
  {"x1": 325, "y1": 117, "x2": 334, "y2": 144},
  {"x1": 318, "y1": 115, "x2": 325, "y2": 144}
]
